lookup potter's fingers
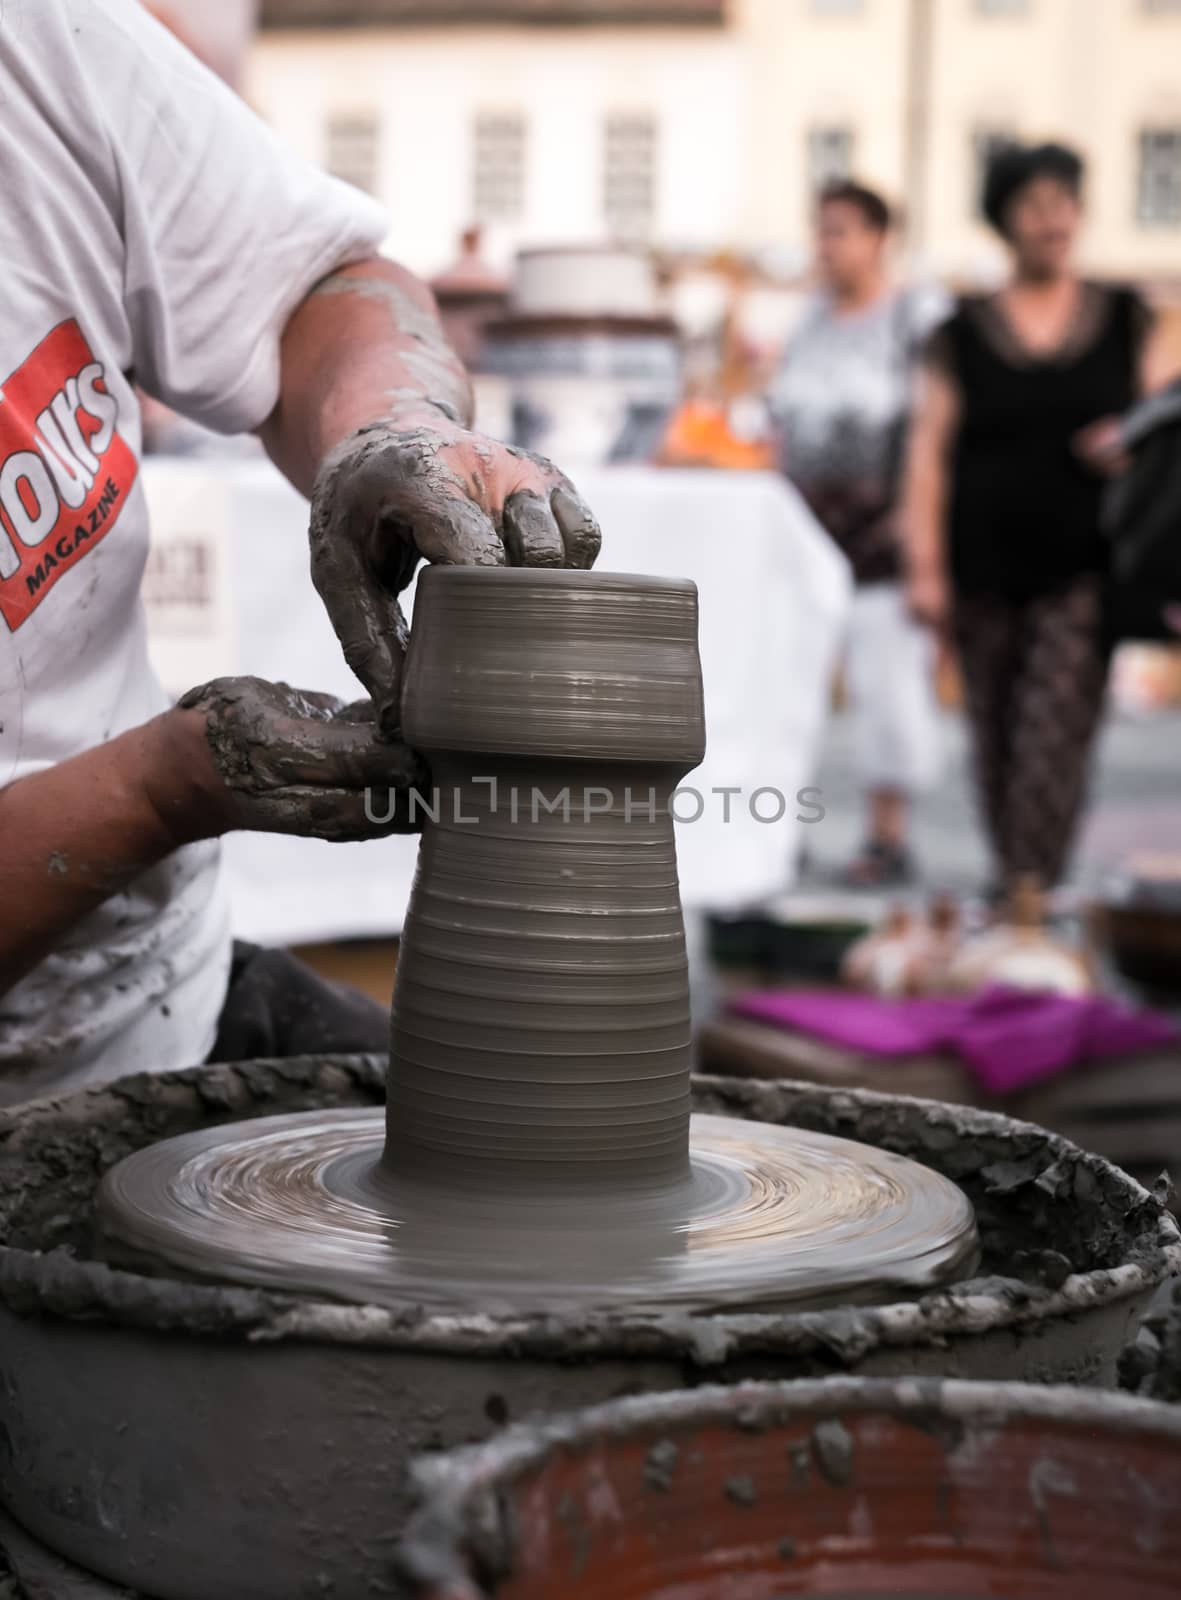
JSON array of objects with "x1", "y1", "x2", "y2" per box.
[
  {"x1": 244, "y1": 786, "x2": 423, "y2": 842},
  {"x1": 266, "y1": 716, "x2": 427, "y2": 793},
  {"x1": 287, "y1": 688, "x2": 345, "y2": 720},
  {"x1": 293, "y1": 783, "x2": 424, "y2": 841},
  {"x1": 551, "y1": 484, "x2": 602, "y2": 569},
  {"x1": 178, "y1": 675, "x2": 259, "y2": 714},
  {"x1": 502, "y1": 490, "x2": 565, "y2": 568},
  {"x1": 333, "y1": 698, "x2": 378, "y2": 724},
  {"x1": 309, "y1": 521, "x2": 406, "y2": 729},
  {"x1": 400, "y1": 490, "x2": 506, "y2": 570},
  {"x1": 180, "y1": 678, "x2": 346, "y2": 747},
  {"x1": 373, "y1": 601, "x2": 411, "y2": 739}
]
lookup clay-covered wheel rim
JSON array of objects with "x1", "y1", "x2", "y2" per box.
[{"x1": 0, "y1": 1058, "x2": 1177, "y2": 1358}]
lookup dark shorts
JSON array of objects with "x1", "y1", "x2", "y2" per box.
[{"x1": 207, "y1": 941, "x2": 389, "y2": 1064}]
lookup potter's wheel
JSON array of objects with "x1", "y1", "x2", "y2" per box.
[
  {"x1": 97, "y1": 1108, "x2": 978, "y2": 1314},
  {"x1": 100, "y1": 568, "x2": 978, "y2": 1321}
]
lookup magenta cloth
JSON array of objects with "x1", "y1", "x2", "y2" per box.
[{"x1": 728, "y1": 984, "x2": 1179, "y2": 1095}]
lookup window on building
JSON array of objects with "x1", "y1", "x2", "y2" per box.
[
  {"x1": 975, "y1": 0, "x2": 1029, "y2": 13},
  {"x1": 325, "y1": 113, "x2": 380, "y2": 195},
  {"x1": 604, "y1": 113, "x2": 659, "y2": 242},
  {"x1": 807, "y1": 126, "x2": 855, "y2": 192},
  {"x1": 971, "y1": 126, "x2": 1016, "y2": 217},
  {"x1": 473, "y1": 112, "x2": 527, "y2": 224},
  {"x1": 1137, "y1": 127, "x2": 1181, "y2": 224}
]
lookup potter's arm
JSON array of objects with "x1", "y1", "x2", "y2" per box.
[
  {"x1": 257, "y1": 257, "x2": 476, "y2": 483},
  {"x1": 0, "y1": 717, "x2": 195, "y2": 994},
  {"x1": 257, "y1": 257, "x2": 601, "y2": 734},
  {"x1": 0, "y1": 682, "x2": 422, "y2": 999}
]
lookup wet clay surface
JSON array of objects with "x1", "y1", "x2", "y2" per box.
[
  {"x1": 95, "y1": 1108, "x2": 978, "y2": 1315},
  {"x1": 1121, "y1": 1271, "x2": 1181, "y2": 1402},
  {"x1": 396, "y1": 1377, "x2": 1181, "y2": 1599},
  {"x1": 0, "y1": 1509, "x2": 134, "y2": 1600},
  {"x1": 387, "y1": 568, "x2": 705, "y2": 1184}
]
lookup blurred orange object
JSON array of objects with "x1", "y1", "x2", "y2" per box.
[
  {"x1": 1112, "y1": 644, "x2": 1181, "y2": 713},
  {"x1": 658, "y1": 398, "x2": 775, "y2": 470}
]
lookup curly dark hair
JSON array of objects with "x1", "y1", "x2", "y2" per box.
[
  {"x1": 817, "y1": 179, "x2": 892, "y2": 233},
  {"x1": 982, "y1": 141, "x2": 1085, "y2": 236}
]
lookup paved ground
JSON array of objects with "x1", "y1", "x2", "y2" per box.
[{"x1": 802, "y1": 707, "x2": 1181, "y2": 897}]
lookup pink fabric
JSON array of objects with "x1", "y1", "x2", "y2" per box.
[{"x1": 728, "y1": 985, "x2": 1178, "y2": 1095}]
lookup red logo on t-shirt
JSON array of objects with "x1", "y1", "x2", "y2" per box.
[{"x1": 0, "y1": 320, "x2": 137, "y2": 632}]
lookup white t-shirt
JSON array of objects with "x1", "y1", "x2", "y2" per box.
[{"x1": 0, "y1": 0, "x2": 387, "y2": 1105}]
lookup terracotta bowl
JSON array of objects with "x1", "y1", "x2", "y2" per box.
[{"x1": 398, "y1": 1377, "x2": 1181, "y2": 1599}]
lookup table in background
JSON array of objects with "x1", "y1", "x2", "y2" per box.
[
  {"x1": 142, "y1": 458, "x2": 850, "y2": 946},
  {"x1": 699, "y1": 1010, "x2": 1181, "y2": 1203}
]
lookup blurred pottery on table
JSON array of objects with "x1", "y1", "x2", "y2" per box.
[
  {"x1": 841, "y1": 897, "x2": 966, "y2": 999},
  {"x1": 841, "y1": 905, "x2": 926, "y2": 997},
  {"x1": 911, "y1": 893, "x2": 964, "y2": 995},
  {"x1": 483, "y1": 246, "x2": 680, "y2": 468},
  {"x1": 947, "y1": 878, "x2": 1094, "y2": 998}
]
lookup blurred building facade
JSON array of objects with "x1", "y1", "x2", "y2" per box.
[
  {"x1": 250, "y1": 0, "x2": 1181, "y2": 284},
  {"x1": 250, "y1": 1, "x2": 743, "y2": 273},
  {"x1": 741, "y1": 0, "x2": 1181, "y2": 287}
]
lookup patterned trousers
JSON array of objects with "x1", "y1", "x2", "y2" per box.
[{"x1": 953, "y1": 576, "x2": 1110, "y2": 890}]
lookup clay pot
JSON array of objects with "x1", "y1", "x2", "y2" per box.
[
  {"x1": 388, "y1": 567, "x2": 705, "y2": 1189},
  {"x1": 840, "y1": 905, "x2": 925, "y2": 996},
  {"x1": 841, "y1": 897, "x2": 966, "y2": 997},
  {"x1": 0, "y1": 1060, "x2": 1176, "y2": 1600},
  {"x1": 912, "y1": 892, "x2": 964, "y2": 994},
  {"x1": 396, "y1": 1377, "x2": 1181, "y2": 1598},
  {"x1": 482, "y1": 249, "x2": 681, "y2": 466}
]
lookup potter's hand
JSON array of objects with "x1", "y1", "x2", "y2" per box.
[
  {"x1": 170, "y1": 677, "x2": 427, "y2": 843},
  {"x1": 308, "y1": 408, "x2": 602, "y2": 735}
]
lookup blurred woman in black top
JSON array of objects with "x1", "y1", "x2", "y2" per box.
[{"x1": 903, "y1": 141, "x2": 1173, "y2": 896}]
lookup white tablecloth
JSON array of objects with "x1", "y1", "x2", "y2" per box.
[{"x1": 142, "y1": 460, "x2": 850, "y2": 943}]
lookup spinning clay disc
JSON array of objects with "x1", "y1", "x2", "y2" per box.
[{"x1": 97, "y1": 1109, "x2": 979, "y2": 1315}]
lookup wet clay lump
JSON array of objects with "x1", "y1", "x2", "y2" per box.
[{"x1": 386, "y1": 567, "x2": 706, "y2": 1186}]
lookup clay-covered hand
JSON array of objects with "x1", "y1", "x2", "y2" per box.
[
  {"x1": 308, "y1": 409, "x2": 602, "y2": 735},
  {"x1": 169, "y1": 677, "x2": 428, "y2": 843}
]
